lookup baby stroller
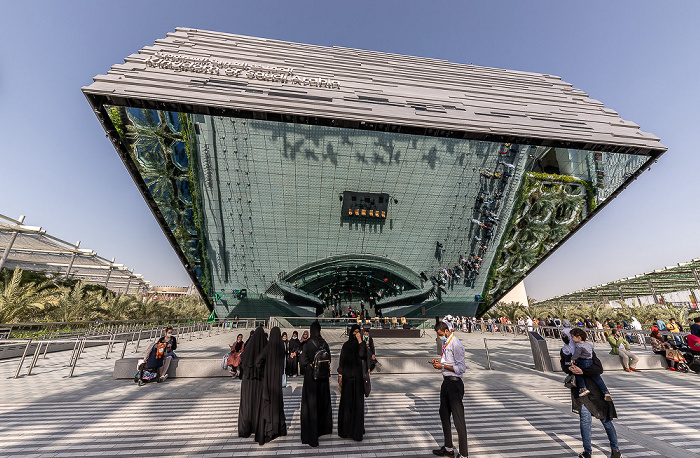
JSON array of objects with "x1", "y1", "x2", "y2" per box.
[
  {"x1": 682, "y1": 334, "x2": 700, "y2": 374},
  {"x1": 134, "y1": 341, "x2": 164, "y2": 386},
  {"x1": 668, "y1": 339, "x2": 691, "y2": 373}
]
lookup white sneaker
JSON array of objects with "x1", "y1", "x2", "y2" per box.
[{"x1": 160, "y1": 374, "x2": 169, "y2": 382}]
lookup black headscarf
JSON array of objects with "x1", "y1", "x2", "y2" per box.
[
  {"x1": 256, "y1": 326, "x2": 287, "y2": 444},
  {"x1": 348, "y1": 324, "x2": 361, "y2": 341},
  {"x1": 241, "y1": 327, "x2": 267, "y2": 380},
  {"x1": 310, "y1": 321, "x2": 323, "y2": 340}
]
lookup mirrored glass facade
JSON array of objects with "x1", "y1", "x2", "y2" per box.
[{"x1": 105, "y1": 106, "x2": 650, "y2": 317}]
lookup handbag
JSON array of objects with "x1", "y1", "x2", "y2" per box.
[
  {"x1": 666, "y1": 348, "x2": 683, "y2": 362},
  {"x1": 362, "y1": 359, "x2": 371, "y2": 397},
  {"x1": 564, "y1": 373, "x2": 577, "y2": 389}
]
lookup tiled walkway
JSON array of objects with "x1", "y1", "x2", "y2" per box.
[{"x1": 0, "y1": 328, "x2": 697, "y2": 457}]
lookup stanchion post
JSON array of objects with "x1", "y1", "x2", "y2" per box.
[
  {"x1": 484, "y1": 338, "x2": 493, "y2": 370},
  {"x1": 27, "y1": 342, "x2": 43, "y2": 375},
  {"x1": 68, "y1": 337, "x2": 80, "y2": 366},
  {"x1": 104, "y1": 332, "x2": 114, "y2": 359},
  {"x1": 134, "y1": 328, "x2": 143, "y2": 353},
  {"x1": 69, "y1": 339, "x2": 85, "y2": 377},
  {"x1": 14, "y1": 339, "x2": 33, "y2": 379},
  {"x1": 120, "y1": 340, "x2": 128, "y2": 359}
]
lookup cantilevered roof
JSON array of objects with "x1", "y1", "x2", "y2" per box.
[
  {"x1": 83, "y1": 28, "x2": 665, "y2": 156},
  {"x1": 0, "y1": 214, "x2": 149, "y2": 294},
  {"x1": 536, "y1": 258, "x2": 700, "y2": 306}
]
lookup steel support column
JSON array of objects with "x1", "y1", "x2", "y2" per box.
[
  {"x1": 104, "y1": 258, "x2": 114, "y2": 288},
  {"x1": 64, "y1": 240, "x2": 80, "y2": 279},
  {"x1": 647, "y1": 279, "x2": 659, "y2": 304},
  {"x1": 0, "y1": 215, "x2": 26, "y2": 272}
]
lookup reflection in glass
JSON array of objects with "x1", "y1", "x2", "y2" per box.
[{"x1": 104, "y1": 105, "x2": 651, "y2": 316}]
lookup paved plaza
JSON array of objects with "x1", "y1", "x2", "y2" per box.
[{"x1": 1, "y1": 328, "x2": 699, "y2": 457}]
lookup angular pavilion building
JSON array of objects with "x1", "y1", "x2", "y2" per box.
[{"x1": 83, "y1": 28, "x2": 666, "y2": 318}]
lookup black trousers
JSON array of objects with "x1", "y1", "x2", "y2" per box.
[{"x1": 439, "y1": 377, "x2": 468, "y2": 456}]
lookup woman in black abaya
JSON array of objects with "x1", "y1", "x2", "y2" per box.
[
  {"x1": 287, "y1": 330, "x2": 300, "y2": 377},
  {"x1": 337, "y1": 324, "x2": 366, "y2": 442},
  {"x1": 300, "y1": 321, "x2": 332, "y2": 447},
  {"x1": 255, "y1": 326, "x2": 287, "y2": 445},
  {"x1": 237, "y1": 327, "x2": 267, "y2": 438}
]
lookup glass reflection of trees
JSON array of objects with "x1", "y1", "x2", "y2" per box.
[{"x1": 106, "y1": 106, "x2": 206, "y2": 289}]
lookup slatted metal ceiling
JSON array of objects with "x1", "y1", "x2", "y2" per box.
[{"x1": 83, "y1": 28, "x2": 665, "y2": 155}]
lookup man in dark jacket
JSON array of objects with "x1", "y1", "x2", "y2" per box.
[{"x1": 561, "y1": 329, "x2": 621, "y2": 458}]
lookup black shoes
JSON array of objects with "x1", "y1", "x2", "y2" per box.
[
  {"x1": 577, "y1": 452, "x2": 591, "y2": 458},
  {"x1": 432, "y1": 446, "x2": 455, "y2": 457}
]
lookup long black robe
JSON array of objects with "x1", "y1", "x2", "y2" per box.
[
  {"x1": 299, "y1": 337, "x2": 309, "y2": 376},
  {"x1": 238, "y1": 327, "x2": 267, "y2": 438},
  {"x1": 337, "y1": 336, "x2": 366, "y2": 441},
  {"x1": 255, "y1": 327, "x2": 287, "y2": 445},
  {"x1": 288, "y1": 337, "x2": 300, "y2": 376},
  {"x1": 300, "y1": 336, "x2": 332, "y2": 446}
]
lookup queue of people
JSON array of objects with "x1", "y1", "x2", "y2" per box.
[{"x1": 230, "y1": 322, "x2": 376, "y2": 447}]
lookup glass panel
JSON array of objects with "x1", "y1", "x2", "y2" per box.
[{"x1": 104, "y1": 105, "x2": 650, "y2": 316}]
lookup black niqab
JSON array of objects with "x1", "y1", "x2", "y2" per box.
[
  {"x1": 255, "y1": 327, "x2": 287, "y2": 444},
  {"x1": 337, "y1": 324, "x2": 366, "y2": 441},
  {"x1": 300, "y1": 321, "x2": 332, "y2": 447},
  {"x1": 238, "y1": 327, "x2": 267, "y2": 438}
]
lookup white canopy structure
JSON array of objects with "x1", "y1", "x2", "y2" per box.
[{"x1": 0, "y1": 213, "x2": 150, "y2": 295}]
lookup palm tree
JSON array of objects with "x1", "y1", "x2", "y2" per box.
[
  {"x1": 551, "y1": 302, "x2": 570, "y2": 320},
  {"x1": 44, "y1": 281, "x2": 103, "y2": 322},
  {"x1": 493, "y1": 301, "x2": 525, "y2": 322},
  {"x1": 129, "y1": 297, "x2": 174, "y2": 320},
  {"x1": 0, "y1": 267, "x2": 54, "y2": 322}
]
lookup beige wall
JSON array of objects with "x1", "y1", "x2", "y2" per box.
[{"x1": 499, "y1": 281, "x2": 529, "y2": 307}]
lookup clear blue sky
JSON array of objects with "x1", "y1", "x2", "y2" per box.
[{"x1": 2, "y1": 1, "x2": 698, "y2": 301}]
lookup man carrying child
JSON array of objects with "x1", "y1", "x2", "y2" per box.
[{"x1": 569, "y1": 328, "x2": 612, "y2": 401}]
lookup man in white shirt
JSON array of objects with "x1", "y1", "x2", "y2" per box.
[{"x1": 431, "y1": 321, "x2": 468, "y2": 457}]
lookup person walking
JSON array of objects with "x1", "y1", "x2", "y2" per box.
[
  {"x1": 337, "y1": 324, "x2": 367, "y2": 442},
  {"x1": 255, "y1": 327, "x2": 287, "y2": 445},
  {"x1": 630, "y1": 316, "x2": 644, "y2": 344},
  {"x1": 560, "y1": 329, "x2": 621, "y2": 458},
  {"x1": 288, "y1": 330, "x2": 300, "y2": 377},
  {"x1": 238, "y1": 327, "x2": 267, "y2": 438},
  {"x1": 362, "y1": 328, "x2": 377, "y2": 371},
  {"x1": 607, "y1": 329, "x2": 640, "y2": 372},
  {"x1": 299, "y1": 330, "x2": 310, "y2": 376},
  {"x1": 300, "y1": 322, "x2": 332, "y2": 447},
  {"x1": 431, "y1": 320, "x2": 468, "y2": 458}
]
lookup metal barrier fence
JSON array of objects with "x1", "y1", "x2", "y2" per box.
[
  {"x1": 266, "y1": 316, "x2": 433, "y2": 330},
  {"x1": 0, "y1": 320, "x2": 231, "y2": 379},
  {"x1": 0, "y1": 318, "x2": 198, "y2": 340},
  {"x1": 462, "y1": 321, "x2": 697, "y2": 352}
]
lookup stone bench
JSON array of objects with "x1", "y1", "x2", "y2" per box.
[
  {"x1": 549, "y1": 353, "x2": 667, "y2": 372},
  {"x1": 114, "y1": 355, "x2": 438, "y2": 379},
  {"x1": 114, "y1": 357, "x2": 230, "y2": 379}
]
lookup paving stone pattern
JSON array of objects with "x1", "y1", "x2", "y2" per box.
[{"x1": 0, "y1": 328, "x2": 697, "y2": 457}]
